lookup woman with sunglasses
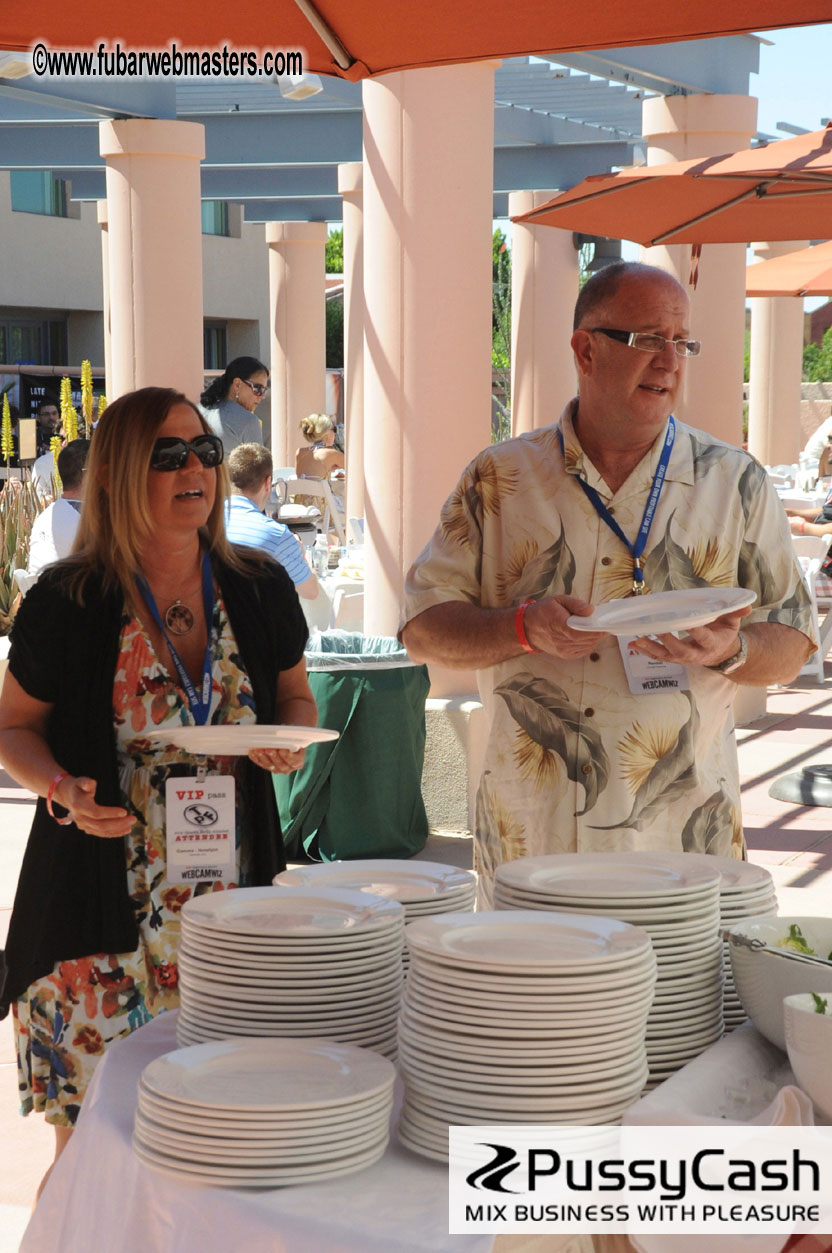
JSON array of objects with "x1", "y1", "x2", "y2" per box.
[
  {"x1": 200, "y1": 355, "x2": 270, "y2": 453},
  {"x1": 0, "y1": 387, "x2": 315, "y2": 1189}
]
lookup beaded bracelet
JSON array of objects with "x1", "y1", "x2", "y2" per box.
[
  {"x1": 46, "y1": 771, "x2": 73, "y2": 826},
  {"x1": 515, "y1": 600, "x2": 539, "y2": 655}
]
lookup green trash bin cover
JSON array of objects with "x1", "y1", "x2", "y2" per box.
[{"x1": 275, "y1": 631, "x2": 430, "y2": 863}]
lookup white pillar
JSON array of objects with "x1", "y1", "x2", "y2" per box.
[
  {"x1": 509, "y1": 189, "x2": 579, "y2": 435},
  {"x1": 99, "y1": 119, "x2": 205, "y2": 401},
  {"x1": 338, "y1": 161, "x2": 365, "y2": 523},
  {"x1": 747, "y1": 240, "x2": 809, "y2": 466},
  {"x1": 96, "y1": 199, "x2": 112, "y2": 399},
  {"x1": 640, "y1": 95, "x2": 758, "y2": 446},
  {"x1": 266, "y1": 221, "x2": 327, "y2": 470},
  {"x1": 362, "y1": 64, "x2": 495, "y2": 694}
]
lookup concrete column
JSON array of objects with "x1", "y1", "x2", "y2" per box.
[
  {"x1": 266, "y1": 221, "x2": 327, "y2": 469},
  {"x1": 338, "y1": 161, "x2": 365, "y2": 523},
  {"x1": 362, "y1": 63, "x2": 495, "y2": 697},
  {"x1": 747, "y1": 239, "x2": 809, "y2": 466},
  {"x1": 509, "y1": 189, "x2": 579, "y2": 435},
  {"x1": 96, "y1": 199, "x2": 112, "y2": 398},
  {"x1": 640, "y1": 95, "x2": 758, "y2": 446},
  {"x1": 99, "y1": 120, "x2": 205, "y2": 401}
]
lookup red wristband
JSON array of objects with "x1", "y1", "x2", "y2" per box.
[
  {"x1": 515, "y1": 600, "x2": 539, "y2": 655},
  {"x1": 46, "y1": 771, "x2": 73, "y2": 825}
]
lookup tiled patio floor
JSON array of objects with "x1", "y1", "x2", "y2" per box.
[{"x1": 1, "y1": 672, "x2": 831, "y2": 1250}]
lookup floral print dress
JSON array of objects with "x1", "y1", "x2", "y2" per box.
[{"x1": 13, "y1": 597, "x2": 257, "y2": 1126}]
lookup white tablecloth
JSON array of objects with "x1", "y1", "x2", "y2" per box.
[{"x1": 20, "y1": 1015, "x2": 818, "y2": 1253}]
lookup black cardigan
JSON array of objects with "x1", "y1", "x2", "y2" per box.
[{"x1": 0, "y1": 550, "x2": 308, "y2": 1015}]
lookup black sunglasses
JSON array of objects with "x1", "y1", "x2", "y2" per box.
[{"x1": 150, "y1": 434, "x2": 224, "y2": 472}]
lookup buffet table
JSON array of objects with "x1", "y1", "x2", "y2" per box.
[{"x1": 20, "y1": 1013, "x2": 820, "y2": 1253}]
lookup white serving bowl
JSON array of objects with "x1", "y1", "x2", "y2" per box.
[
  {"x1": 784, "y1": 992, "x2": 832, "y2": 1120},
  {"x1": 726, "y1": 915, "x2": 832, "y2": 1050}
]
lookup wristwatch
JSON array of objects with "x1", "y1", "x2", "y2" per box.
[{"x1": 708, "y1": 631, "x2": 748, "y2": 675}]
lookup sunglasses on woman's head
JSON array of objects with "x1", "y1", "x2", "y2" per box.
[{"x1": 149, "y1": 434, "x2": 224, "y2": 472}]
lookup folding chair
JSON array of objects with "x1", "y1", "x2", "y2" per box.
[
  {"x1": 284, "y1": 477, "x2": 347, "y2": 545},
  {"x1": 792, "y1": 534, "x2": 832, "y2": 683}
]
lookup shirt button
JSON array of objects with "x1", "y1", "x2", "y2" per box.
[
  {"x1": 607, "y1": 506, "x2": 615, "y2": 515},
  {"x1": 584, "y1": 708, "x2": 594, "y2": 718},
  {"x1": 601, "y1": 557, "x2": 612, "y2": 566},
  {"x1": 581, "y1": 763, "x2": 593, "y2": 775},
  {"x1": 589, "y1": 652, "x2": 600, "y2": 662}
]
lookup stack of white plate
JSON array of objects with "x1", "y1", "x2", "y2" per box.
[
  {"x1": 493, "y1": 853, "x2": 724, "y2": 1087},
  {"x1": 273, "y1": 860, "x2": 477, "y2": 973},
  {"x1": 134, "y1": 1036, "x2": 395, "y2": 1187},
  {"x1": 670, "y1": 853, "x2": 777, "y2": 1030},
  {"x1": 176, "y1": 887, "x2": 404, "y2": 1057},
  {"x1": 397, "y1": 911, "x2": 656, "y2": 1162}
]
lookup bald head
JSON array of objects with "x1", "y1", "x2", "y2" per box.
[{"x1": 573, "y1": 261, "x2": 686, "y2": 332}]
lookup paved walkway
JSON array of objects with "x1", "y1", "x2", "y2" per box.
[{"x1": 2, "y1": 674, "x2": 832, "y2": 1249}]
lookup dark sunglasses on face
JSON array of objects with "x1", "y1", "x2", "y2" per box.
[
  {"x1": 149, "y1": 434, "x2": 224, "y2": 472},
  {"x1": 241, "y1": 379, "x2": 269, "y2": 398}
]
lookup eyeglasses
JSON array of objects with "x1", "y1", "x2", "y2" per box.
[
  {"x1": 241, "y1": 379, "x2": 269, "y2": 398},
  {"x1": 150, "y1": 434, "x2": 224, "y2": 472},
  {"x1": 591, "y1": 328, "x2": 701, "y2": 358}
]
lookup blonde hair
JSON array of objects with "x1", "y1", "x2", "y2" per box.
[
  {"x1": 300, "y1": 413, "x2": 334, "y2": 444},
  {"x1": 66, "y1": 386, "x2": 246, "y2": 607}
]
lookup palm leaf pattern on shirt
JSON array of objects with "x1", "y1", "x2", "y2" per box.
[
  {"x1": 474, "y1": 771, "x2": 527, "y2": 884},
  {"x1": 439, "y1": 472, "x2": 481, "y2": 549},
  {"x1": 590, "y1": 692, "x2": 699, "y2": 831},
  {"x1": 495, "y1": 674, "x2": 609, "y2": 815},
  {"x1": 476, "y1": 453, "x2": 520, "y2": 517},
  {"x1": 681, "y1": 788, "x2": 744, "y2": 857},
  {"x1": 500, "y1": 525, "x2": 576, "y2": 604}
]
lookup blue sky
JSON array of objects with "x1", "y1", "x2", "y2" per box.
[{"x1": 753, "y1": 24, "x2": 832, "y2": 136}]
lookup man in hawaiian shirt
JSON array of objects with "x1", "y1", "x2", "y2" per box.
[{"x1": 401, "y1": 262, "x2": 815, "y2": 901}]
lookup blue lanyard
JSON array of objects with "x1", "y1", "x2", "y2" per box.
[
  {"x1": 136, "y1": 551, "x2": 215, "y2": 725},
  {"x1": 558, "y1": 417, "x2": 676, "y2": 595}
]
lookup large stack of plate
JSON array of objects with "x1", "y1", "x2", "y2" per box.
[
  {"x1": 661, "y1": 852, "x2": 777, "y2": 1031},
  {"x1": 273, "y1": 860, "x2": 477, "y2": 973},
  {"x1": 134, "y1": 1036, "x2": 395, "y2": 1187},
  {"x1": 397, "y1": 911, "x2": 656, "y2": 1162},
  {"x1": 176, "y1": 886, "x2": 404, "y2": 1057},
  {"x1": 494, "y1": 853, "x2": 724, "y2": 1088}
]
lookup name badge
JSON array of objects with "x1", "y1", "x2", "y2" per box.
[
  {"x1": 618, "y1": 635, "x2": 690, "y2": 695},
  {"x1": 165, "y1": 774, "x2": 236, "y2": 885}
]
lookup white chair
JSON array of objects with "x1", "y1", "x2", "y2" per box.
[
  {"x1": 284, "y1": 477, "x2": 347, "y2": 546},
  {"x1": 332, "y1": 587, "x2": 364, "y2": 631},
  {"x1": 348, "y1": 516, "x2": 365, "y2": 545},
  {"x1": 792, "y1": 534, "x2": 832, "y2": 683}
]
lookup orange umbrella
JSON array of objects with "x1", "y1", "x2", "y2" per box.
[
  {"x1": 746, "y1": 239, "x2": 832, "y2": 296},
  {"x1": 1, "y1": 3, "x2": 830, "y2": 81},
  {"x1": 513, "y1": 124, "x2": 832, "y2": 246}
]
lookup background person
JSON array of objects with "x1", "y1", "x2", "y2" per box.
[
  {"x1": 225, "y1": 442, "x2": 321, "y2": 603},
  {"x1": 296, "y1": 413, "x2": 345, "y2": 480},
  {"x1": 0, "y1": 386, "x2": 315, "y2": 1191},
  {"x1": 34, "y1": 396, "x2": 61, "y2": 457},
  {"x1": 401, "y1": 261, "x2": 815, "y2": 901},
  {"x1": 200, "y1": 356, "x2": 269, "y2": 453},
  {"x1": 27, "y1": 439, "x2": 90, "y2": 577}
]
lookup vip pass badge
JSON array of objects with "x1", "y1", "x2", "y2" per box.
[{"x1": 165, "y1": 764, "x2": 236, "y2": 885}]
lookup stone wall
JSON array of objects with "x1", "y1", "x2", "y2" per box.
[{"x1": 800, "y1": 381, "x2": 832, "y2": 445}]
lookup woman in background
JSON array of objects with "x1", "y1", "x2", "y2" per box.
[
  {"x1": 200, "y1": 356, "x2": 269, "y2": 452},
  {"x1": 296, "y1": 413, "x2": 345, "y2": 481}
]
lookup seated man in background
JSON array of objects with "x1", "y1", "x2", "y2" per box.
[
  {"x1": 28, "y1": 439, "x2": 90, "y2": 577},
  {"x1": 225, "y1": 442, "x2": 321, "y2": 603}
]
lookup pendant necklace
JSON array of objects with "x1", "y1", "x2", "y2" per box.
[{"x1": 163, "y1": 599, "x2": 196, "y2": 636}]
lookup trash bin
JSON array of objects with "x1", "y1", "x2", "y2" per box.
[{"x1": 274, "y1": 631, "x2": 430, "y2": 862}]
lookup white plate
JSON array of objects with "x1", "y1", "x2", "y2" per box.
[
  {"x1": 135, "y1": 1107, "x2": 389, "y2": 1161},
  {"x1": 495, "y1": 853, "x2": 721, "y2": 899},
  {"x1": 404, "y1": 911, "x2": 651, "y2": 970},
  {"x1": 274, "y1": 860, "x2": 476, "y2": 903},
  {"x1": 143, "y1": 723, "x2": 339, "y2": 754},
  {"x1": 133, "y1": 1135, "x2": 387, "y2": 1187},
  {"x1": 182, "y1": 886, "x2": 403, "y2": 937},
  {"x1": 141, "y1": 1037, "x2": 395, "y2": 1112},
  {"x1": 566, "y1": 587, "x2": 756, "y2": 636},
  {"x1": 138, "y1": 1082, "x2": 392, "y2": 1129}
]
